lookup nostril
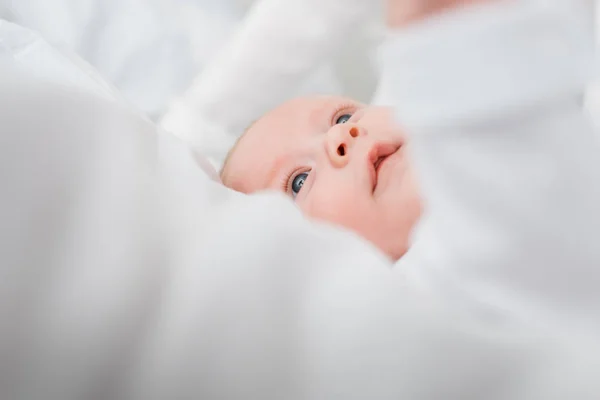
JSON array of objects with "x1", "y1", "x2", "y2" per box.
[
  {"x1": 349, "y1": 127, "x2": 359, "y2": 138},
  {"x1": 337, "y1": 144, "x2": 346, "y2": 156}
]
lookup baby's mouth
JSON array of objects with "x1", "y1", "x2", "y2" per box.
[
  {"x1": 374, "y1": 156, "x2": 386, "y2": 172},
  {"x1": 373, "y1": 155, "x2": 390, "y2": 191},
  {"x1": 369, "y1": 142, "x2": 401, "y2": 193}
]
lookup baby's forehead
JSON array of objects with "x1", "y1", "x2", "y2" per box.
[
  {"x1": 261, "y1": 95, "x2": 349, "y2": 126},
  {"x1": 242, "y1": 95, "x2": 350, "y2": 145}
]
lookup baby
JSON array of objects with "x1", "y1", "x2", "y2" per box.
[
  {"x1": 220, "y1": 96, "x2": 421, "y2": 260},
  {"x1": 218, "y1": 1, "x2": 496, "y2": 261}
]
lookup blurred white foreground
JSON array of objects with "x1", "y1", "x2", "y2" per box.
[{"x1": 1, "y1": 69, "x2": 599, "y2": 400}]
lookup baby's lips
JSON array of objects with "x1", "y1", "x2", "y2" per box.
[
  {"x1": 368, "y1": 141, "x2": 401, "y2": 164},
  {"x1": 367, "y1": 141, "x2": 402, "y2": 192},
  {"x1": 368, "y1": 158, "x2": 378, "y2": 192}
]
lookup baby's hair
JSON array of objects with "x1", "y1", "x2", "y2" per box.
[{"x1": 219, "y1": 120, "x2": 258, "y2": 185}]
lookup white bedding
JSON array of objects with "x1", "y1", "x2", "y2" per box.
[
  {"x1": 0, "y1": 0, "x2": 364, "y2": 168},
  {"x1": 0, "y1": 0, "x2": 243, "y2": 119},
  {"x1": 0, "y1": 19, "x2": 220, "y2": 178},
  {"x1": 5, "y1": 0, "x2": 597, "y2": 168},
  {"x1": 2, "y1": 2, "x2": 600, "y2": 398},
  {"x1": 0, "y1": 19, "x2": 123, "y2": 103},
  {"x1": 2, "y1": 66, "x2": 599, "y2": 400}
]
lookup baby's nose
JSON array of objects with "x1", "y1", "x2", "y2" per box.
[{"x1": 326, "y1": 124, "x2": 366, "y2": 168}]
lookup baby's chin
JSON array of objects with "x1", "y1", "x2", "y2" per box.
[
  {"x1": 346, "y1": 216, "x2": 411, "y2": 261},
  {"x1": 371, "y1": 233, "x2": 410, "y2": 261}
]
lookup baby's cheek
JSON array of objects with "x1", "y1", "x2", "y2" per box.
[{"x1": 302, "y1": 192, "x2": 373, "y2": 232}]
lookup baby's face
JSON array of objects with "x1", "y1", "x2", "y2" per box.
[{"x1": 222, "y1": 96, "x2": 421, "y2": 259}]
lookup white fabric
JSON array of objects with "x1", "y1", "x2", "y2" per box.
[
  {"x1": 160, "y1": 0, "x2": 599, "y2": 169},
  {"x1": 0, "y1": 20, "x2": 220, "y2": 181},
  {"x1": 0, "y1": 19, "x2": 124, "y2": 103},
  {"x1": 2, "y1": 70, "x2": 599, "y2": 400},
  {"x1": 4, "y1": 0, "x2": 597, "y2": 169},
  {"x1": 1, "y1": 0, "x2": 371, "y2": 168},
  {"x1": 386, "y1": 1, "x2": 600, "y2": 333},
  {"x1": 0, "y1": 0, "x2": 243, "y2": 120},
  {"x1": 160, "y1": 0, "x2": 384, "y2": 167},
  {"x1": 2, "y1": 2, "x2": 600, "y2": 399}
]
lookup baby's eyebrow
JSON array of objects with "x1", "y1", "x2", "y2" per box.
[{"x1": 311, "y1": 101, "x2": 343, "y2": 127}]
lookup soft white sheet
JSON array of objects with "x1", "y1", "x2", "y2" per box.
[
  {"x1": 161, "y1": 0, "x2": 600, "y2": 168},
  {"x1": 1, "y1": 0, "x2": 366, "y2": 168},
  {"x1": 0, "y1": 19, "x2": 124, "y2": 103},
  {"x1": 0, "y1": 0, "x2": 243, "y2": 119},
  {"x1": 160, "y1": 0, "x2": 383, "y2": 167},
  {"x1": 387, "y1": 1, "x2": 600, "y2": 333},
  {"x1": 2, "y1": 2, "x2": 600, "y2": 399},
  {"x1": 6, "y1": 0, "x2": 596, "y2": 169},
  {"x1": 0, "y1": 19, "x2": 220, "y2": 178},
  {"x1": 2, "y1": 67, "x2": 599, "y2": 400}
]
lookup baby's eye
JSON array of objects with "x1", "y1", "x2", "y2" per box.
[
  {"x1": 335, "y1": 114, "x2": 352, "y2": 124},
  {"x1": 291, "y1": 172, "x2": 309, "y2": 198}
]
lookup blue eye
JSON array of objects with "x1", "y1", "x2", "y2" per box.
[
  {"x1": 291, "y1": 172, "x2": 309, "y2": 197},
  {"x1": 335, "y1": 114, "x2": 352, "y2": 124}
]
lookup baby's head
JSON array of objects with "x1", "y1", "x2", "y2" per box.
[{"x1": 221, "y1": 95, "x2": 421, "y2": 260}]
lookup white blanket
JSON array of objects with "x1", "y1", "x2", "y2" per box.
[
  {"x1": 2, "y1": 2, "x2": 600, "y2": 399},
  {"x1": 160, "y1": 0, "x2": 383, "y2": 167},
  {"x1": 0, "y1": 0, "x2": 243, "y2": 119},
  {"x1": 2, "y1": 67, "x2": 599, "y2": 400},
  {"x1": 0, "y1": 19, "x2": 123, "y2": 103}
]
